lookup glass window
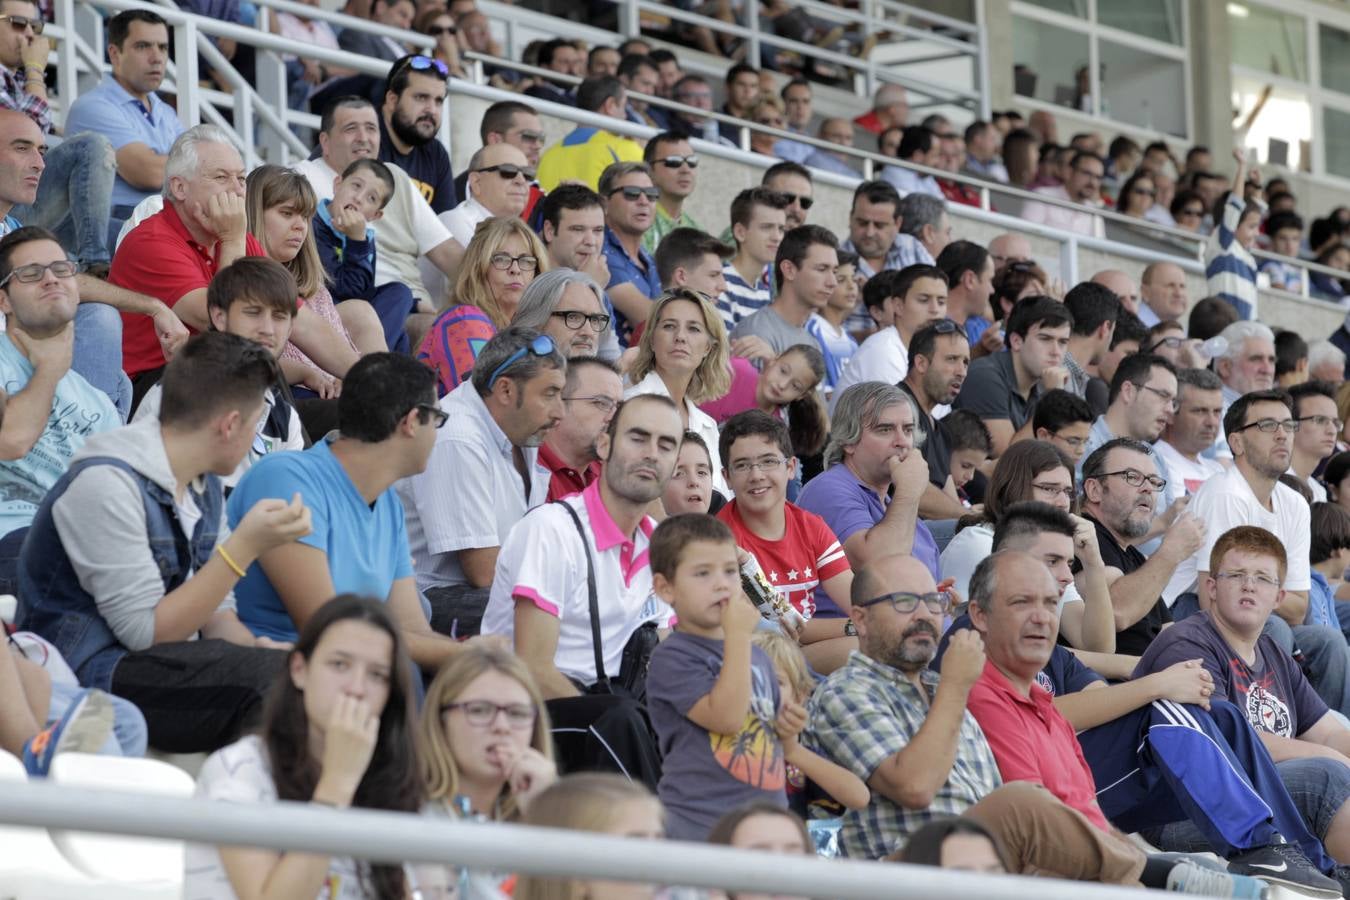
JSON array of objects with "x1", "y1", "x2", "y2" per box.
[
  {"x1": 1325, "y1": 107, "x2": 1350, "y2": 180},
  {"x1": 1019, "y1": 0, "x2": 1087, "y2": 17},
  {"x1": 1013, "y1": 16, "x2": 1091, "y2": 111},
  {"x1": 1228, "y1": 3, "x2": 1307, "y2": 81},
  {"x1": 1233, "y1": 75, "x2": 1311, "y2": 171},
  {"x1": 1321, "y1": 24, "x2": 1350, "y2": 96},
  {"x1": 1099, "y1": 0, "x2": 1183, "y2": 46},
  {"x1": 1099, "y1": 40, "x2": 1186, "y2": 136}
]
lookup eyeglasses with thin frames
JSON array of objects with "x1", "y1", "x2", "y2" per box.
[
  {"x1": 441, "y1": 700, "x2": 537, "y2": 729},
  {"x1": 1031, "y1": 482, "x2": 1076, "y2": 500},
  {"x1": 728, "y1": 455, "x2": 786, "y2": 476},
  {"x1": 1232, "y1": 418, "x2": 1300, "y2": 435},
  {"x1": 1137, "y1": 383, "x2": 1179, "y2": 411},
  {"x1": 858, "y1": 591, "x2": 952, "y2": 614},
  {"x1": 0, "y1": 260, "x2": 79, "y2": 287},
  {"x1": 1298, "y1": 415, "x2": 1344, "y2": 431},
  {"x1": 564, "y1": 394, "x2": 618, "y2": 414},
  {"x1": 1214, "y1": 571, "x2": 1280, "y2": 590},
  {"x1": 1091, "y1": 468, "x2": 1167, "y2": 491}
]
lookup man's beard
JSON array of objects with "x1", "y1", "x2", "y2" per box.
[
  {"x1": 390, "y1": 108, "x2": 437, "y2": 148},
  {"x1": 870, "y1": 619, "x2": 939, "y2": 673}
]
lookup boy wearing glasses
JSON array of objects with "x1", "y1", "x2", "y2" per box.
[
  {"x1": 0, "y1": 227, "x2": 118, "y2": 591},
  {"x1": 717, "y1": 411, "x2": 854, "y2": 674},
  {"x1": 1288, "y1": 381, "x2": 1340, "y2": 504}
]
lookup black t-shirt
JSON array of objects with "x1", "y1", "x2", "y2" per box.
[
  {"x1": 1078, "y1": 513, "x2": 1171, "y2": 656},
  {"x1": 899, "y1": 381, "x2": 949, "y2": 488},
  {"x1": 1085, "y1": 376, "x2": 1109, "y2": 417},
  {"x1": 378, "y1": 119, "x2": 457, "y2": 214}
]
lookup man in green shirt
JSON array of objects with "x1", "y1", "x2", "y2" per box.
[{"x1": 642, "y1": 132, "x2": 702, "y2": 255}]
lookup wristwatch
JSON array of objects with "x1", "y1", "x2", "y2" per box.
[{"x1": 844, "y1": 619, "x2": 857, "y2": 637}]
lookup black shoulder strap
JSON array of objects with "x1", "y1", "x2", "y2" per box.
[{"x1": 554, "y1": 499, "x2": 608, "y2": 692}]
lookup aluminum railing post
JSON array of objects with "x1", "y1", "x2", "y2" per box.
[
  {"x1": 175, "y1": 19, "x2": 201, "y2": 127},
  {"x1": 254, "y1": 6, "x2": 291, "y2": 165}
]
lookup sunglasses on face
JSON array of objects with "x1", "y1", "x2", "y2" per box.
[
  {"x1": 426, "y1": 24, "x2": 457, "y2": 36},
  {"x1": 610, "y1": 185, "x2": 661, "y2": 201},
  {"x1": 776, "y1": 191, "x2": 814, "y2": 210},
  {"x1": 656, "y1": 155, "x2": 699, "y2": 169},
  {"x1": 474, "y1": 163, "x2": 536, "y2": 182},
  {"x1": 0, "y1": 14, "x2": 43, "y2": 34}
]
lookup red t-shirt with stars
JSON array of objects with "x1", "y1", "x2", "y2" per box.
[{"x1": 718, "y1": 500, "x2": 851, "y2": 620}]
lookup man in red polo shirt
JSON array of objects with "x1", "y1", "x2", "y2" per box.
[
  {"x1": 540, "y1": 357, "x2": 622, "y2": 501},
  {"x1": 109, "y1": 124, "x2": 263, "y2": 406}
]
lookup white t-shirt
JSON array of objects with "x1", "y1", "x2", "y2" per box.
[
  {"x1": 481, "y1": 481, "x2": 672, "y2": 687},
  {"x1": 397, "y1": 381, "x2": 551, "y2": 591},
  {"x1": 1287, "y1": 468, "x2": 1329, "y2": 504},
  {"x1": 831, "y1": 327, "x2": 907, "y2": 411},
  {"x1": 185, "y1": 736, "x2": 376, "y2": 899},
  {"x1": 940, "y1": 522, "x2": 1081, "y2": 614},
  {"x1": 1161, "y1": 464, "x2": 1312, "y2": 606},
  {"x1": 1154, "y1": 440, "x2": 1226, "y2": 510}
]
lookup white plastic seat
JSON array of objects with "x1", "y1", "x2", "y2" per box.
[{"x1": 46, "y1": 752, "x2": 193, "y2": 892}]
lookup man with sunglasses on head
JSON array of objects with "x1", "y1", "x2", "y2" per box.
[
  {"x1": 379, "y1": 54, "x2": 456, "y2": 215},
  {"x1": 228, "y1": 352, "x2": 474, "y2": 672},
  {"x1": 641, "y1": 133, "x2": 702, "y2": 256},
  {"x1": 397, "y1": 327, "x2": 564, "y2": 638},
  {"x1": 442, "y1": 144, "x2": 532, "y2": 248}
]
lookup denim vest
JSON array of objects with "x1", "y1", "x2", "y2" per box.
[{"x1": 16, "y1": 456, "x2": 225, "y2": 690}]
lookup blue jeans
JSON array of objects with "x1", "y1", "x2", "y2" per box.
[
  {"x1": 10, "y1": 132, "x2": 116, "y2": 266},
  {"x1": 1264, "y1": 615, "x2": 1350, "y2": 719},
  {"x1": 74, "y1": 302, "x2": 132, "y2": 420},
  {"x1": 48, "y1": 679, "x2": 148, "y2": 758}
]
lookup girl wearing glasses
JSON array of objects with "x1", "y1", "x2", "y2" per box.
[
  {"x1": 246, "y1": 166, "x2": 378, "y2": 402},
  {"x1": 418, "y1": 217, "x2": 551, "y2": 396},
  {"x1": 417, "y1": 645, "x2": 557, "y2": 893},
  {"x1": 186, "y1": 596, "x2": 433, "y2": 900}
]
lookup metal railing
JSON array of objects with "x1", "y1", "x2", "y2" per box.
[
  {"x1": 0, "y1": 779, "x2": 1152, "y2": 899},
  {"x1": 49, "y1": 0, "x2": 1350, "y2": 303}
]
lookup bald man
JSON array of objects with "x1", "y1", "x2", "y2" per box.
[
  {"x1": 855, "y1": 83, "x2": 908, "y2": 135},
  {"x1": 442, "y1": 143, "x2": 532, "y2": 248},
  {"x1": 1138, "y1": 262, "x2": 1189, "y2": 328},
  {"x1": 988, "y1": 233, "x2": 1032, "y2": 270},
  {"x1": 1091, "y1": 269, "x2": 1139, "y2": 316}
]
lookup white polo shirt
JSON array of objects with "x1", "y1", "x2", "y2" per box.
[
  {"x1": 397, "y1": 381, "x2": 551, "y2": 591},
  {"x1": 1160, "y1": 464, "x2": 1311, "y2": 606},
  {"x1": 481, "y1": 480, "x2": 671, "y2": 687}
]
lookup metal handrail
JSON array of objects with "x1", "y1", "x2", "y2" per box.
[{"x1": 0, "y1": 780, "x2": 1151, "y2": 899}]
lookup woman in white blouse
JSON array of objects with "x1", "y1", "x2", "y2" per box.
[{"x1": 624, "y1": 289, "x2": 733, "y2": 498}]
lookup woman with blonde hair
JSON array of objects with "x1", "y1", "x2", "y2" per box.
[
  {"x1": 514, "y1": 773, "x2": 666, "y2": 900},
  {"x1": 418, "y1": 216, "x2": 552, "y2": 395},
  {"x1": 624, "y1": 288, "x2": 732, "y2": 497},
  {"x1": 245, "y1": 166, "x2": 382, "y2": 402}
]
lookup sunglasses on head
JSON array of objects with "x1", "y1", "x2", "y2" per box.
[
  {"x1": 0, "y1": 14, "x2": 43, "y2": 34},
  {"x1": 776, "y1": 191, "x2": 814, "y2": 210},
  {"x1": 487, "y1": 334, "x2": 557, "y2": 390},
  {"x1": 656, "y1": 155, "x2": 699, "y2": 169},
  {"x1": 610, "y1": 185, "x2": 661, "y2": 201},
  {"x1": 474, "y1": 163, "x2": 536, "y2": 182},
  {"x1": 393, "y1": 54, "x2": 449, "y2": 81}
]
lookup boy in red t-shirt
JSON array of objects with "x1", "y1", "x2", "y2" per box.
[{"x1": 717, "y1": 410, "x2": 854, "y2": 673}]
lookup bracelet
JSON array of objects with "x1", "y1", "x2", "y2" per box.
[{"x1": 216, "y1": 544, "x2": 246, "y2": 578}]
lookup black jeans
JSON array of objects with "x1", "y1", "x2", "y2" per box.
[
  {"x1": 111, "y1": 639, "x2": 287, "y2": 753},
  {"x1": 546, "y1": 693, "x2": 662, "y2": 791},
  {"x1": 425, "y1": 583, "x2": 491, "y2": 639}
]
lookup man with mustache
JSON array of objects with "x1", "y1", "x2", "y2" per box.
[
  {"x1": 897, "y1": 320, "x2": 971, "y2": 521},
  {"x1": 378, "y1": 54, "x2": 456, "y2": 215},
  {"x1": 1078, "y1": 438, "x2": 1200, "y2": 658},
  {"x1": 802, "y1": 552, "x2": 1273, "y2": 893},
  {"x1": 397, "y1": 327, "x2": 565, "y2": 633},
  {"x1": 962, "y1": 543, "x2": 1340, "y2": 896}
]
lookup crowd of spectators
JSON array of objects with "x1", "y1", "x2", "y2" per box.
[{"x1": 18, "y1": 2, "x2": 1350, "y2": 898}]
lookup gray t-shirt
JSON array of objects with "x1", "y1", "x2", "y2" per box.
[
  {"x1": 729, "y1": 306, "x2": 815, "y2": 356},
  {"x1": 647, "y1": 631, "x2": 787, "y2": 839}
]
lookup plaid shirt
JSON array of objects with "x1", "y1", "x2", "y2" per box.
[
  {"x1": 1063, "y1": 350, "x2": 1090, "y2": 399},
  {"x1": 803, "y1": 651, "x2": 1001, "y2": 859},
  {"x1": 1, "y1": 63, "x2": 52, "y2": 134}
]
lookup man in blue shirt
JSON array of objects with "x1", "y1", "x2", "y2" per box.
[
  {"x1": 64, "y1": 9, "x2": 184, "y2": 245},
  {"x1": 228, "y1": 352, "x2": 472, "y2": 675},
  {"x1": 379, "y1": 54, "x2": 456, "y2": 215},
  {"x1": 599, "y1": 161, "x2": 660, "y2": 345}
]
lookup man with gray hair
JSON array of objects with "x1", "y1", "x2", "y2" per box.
[
  {"x1": 1308, "y1": 339, "x2": 1347, "y2": 384},
  {"x1": 397, "y1": 326, "x2": 566, "y2": 634},
  {"x1": 511, "y1": 268, "x2": 614, "y2": 359},
  {"x1": 1155, "y1": 367, "x2": 1226, "y2": 508},
  {"x1": 798, "y1": 381, "x2": 938, "y2": 581},
  {"x1": 898, "y1": 193, "x2": 951, "y2": 262},
  {"x1": 1208, "y1": 319, "x2": 1276, "y2": 460}
]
